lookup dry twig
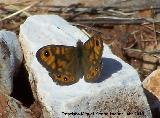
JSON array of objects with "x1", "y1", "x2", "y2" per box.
[{"x1": 0, "y1": 1, "x2": 40, "y2": 22}]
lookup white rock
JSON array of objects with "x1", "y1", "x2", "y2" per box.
[
  {"x1": 19, "y1": 15, "x2": 152, "y2": 118},
  {"x1": 0, "y1": 31, "x2": 23, "y2": 95}
]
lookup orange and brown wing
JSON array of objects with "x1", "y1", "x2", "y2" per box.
[
  {"x1": 36, "y1": 45, "x2": 80, "y2": 86},
  {"x1": 83, "y1": 33, "x2": 103, "y2": 82}
]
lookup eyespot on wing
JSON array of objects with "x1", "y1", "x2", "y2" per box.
[
  {"x1": 49, "y1": 72, "x2": 79, "y2": 86},
  {"x1": 84, "y1": 62, "x2": 102, "y2": 82},
  {"x1": 36, "y1": 46, "x2": 55, "y2": 66}
]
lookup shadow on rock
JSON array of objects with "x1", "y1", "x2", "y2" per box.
[{"x1": 96, "y1": 57, "x2": 122, "y2": 83}]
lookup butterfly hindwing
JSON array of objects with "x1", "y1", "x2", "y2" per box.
[
  {"x1": 36, "y1": 45, "x2": 80, "y2": 85},
  {"x1": 36, "y1": 33, "x2": 103, "y2": 86},
  {"x1": 83, "y1": 33, "x2": 103, "y2": 82}
]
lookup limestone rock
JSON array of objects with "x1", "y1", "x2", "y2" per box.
[
  {"x1": 0, "y1": 31, "x2": 23, "y2": 95},
  {"x1": 19, "y1": 15, "x2": 152, "y2": 118}
]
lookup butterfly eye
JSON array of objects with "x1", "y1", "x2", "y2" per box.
[
  {"x1": 44, "y1": 50, "x2": 50, "y2": 57},
  {"x1": 95, "y1": 68, "x2": 98, "y2": 71}
]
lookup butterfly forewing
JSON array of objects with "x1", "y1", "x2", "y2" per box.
[
  {"x1": 83, "y1": 34, "x2": 103, "y2": 82},
  {"x1": 36, "y1": 33, "x2": 103, "y2": 86},
  {"x1": 36, "y1": 45, "x2": 80, "y2": 85}
]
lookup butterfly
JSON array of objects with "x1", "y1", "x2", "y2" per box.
[{"x1": 36, "y1": 33, "x2": 103, "y2": 86}]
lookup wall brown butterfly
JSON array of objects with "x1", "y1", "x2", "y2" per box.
[{"x1": 36, "y1": 33, "x2": 103, "y2": 86}]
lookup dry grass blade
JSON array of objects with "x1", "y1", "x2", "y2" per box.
[{"x1": 0, "y1": 1, "x2": 41, "y2": 22}]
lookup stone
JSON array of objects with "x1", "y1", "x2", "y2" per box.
[
  {"x1": 143, "y1": 69, "x2": 160, "y2": 117},
  {"x1": 143, "y1": 69, "x2": 160, "y2": 99},
  {"x1": 0, "y1": 90, "x2": 32, "y2": 118},
  {"x1": 19, "y1": 15, "x2": 152, "y2": 118},
  {"x1": 0, "y1": 31, "x2": 23, "y2": 95}
]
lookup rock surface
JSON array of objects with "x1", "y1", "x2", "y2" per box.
[
  {"x1": 0, "y1": 31, "x2": 23, "y2": 95},
  {"x1": 0, "y1": 31, "x2": 35, "y2": 117},
  {"x1": 19, "y1": 15, "x2": 152, "y2": 118},
  {"x1": 143, "y1": 69, "x2": 160, "y2": 117},
  {"x1": 143, "y1": 69, "x2": 160, "y2": 100},
  {"x1": 0, "y1": 90, "x2": 32, "y2": 118}
]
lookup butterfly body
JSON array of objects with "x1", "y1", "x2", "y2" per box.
[{"x1": 36, "y1": 34, "x2": 103, "y2": 86}]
